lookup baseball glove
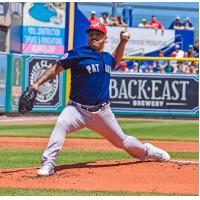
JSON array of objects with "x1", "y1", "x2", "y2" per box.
[{"x1": 18, "y1": 85, "x2": 38, "y2": 114}]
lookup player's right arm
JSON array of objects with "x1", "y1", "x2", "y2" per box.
[
  {"x1": 32, "y1": 63, "x2": 64, "y2": 91},
  {"x1": 112, "y1": 30, "x2": 129, "y2": 68}
]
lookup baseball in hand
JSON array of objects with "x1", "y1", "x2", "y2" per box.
[{"x1": 121, "y1": 32, "x2": 130, "y2": 39}]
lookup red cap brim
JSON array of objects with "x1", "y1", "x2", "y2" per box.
[{"x1": 86, "y1": 28, "x2": 106, "y2": 35}]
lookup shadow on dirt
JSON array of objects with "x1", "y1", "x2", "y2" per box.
[{"x1": 54, "y1": 160, "x2": 154, "y2": 172}]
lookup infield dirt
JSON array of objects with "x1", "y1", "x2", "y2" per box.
[
  {"x1": 0, "y1": 159, "x2": 198, "y2": 195},
  {"x1": 0, "y1": 137, "x2": 198, "y2": 195}
]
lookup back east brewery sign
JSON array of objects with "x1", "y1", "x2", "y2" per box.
[
  {"x1": 25, "y1": 56, "x2": 63, "y2": 111},
  {"x1": 110, "y1": 73, "x2": 199, "y2": 117}
]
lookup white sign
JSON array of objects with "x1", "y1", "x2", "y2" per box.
[
  {"x1": 22, "y1": 3, "x2": 66, "y2": 54},
  {"x1": 104, "y1": 27, "x2": 175, "y2": 56}
]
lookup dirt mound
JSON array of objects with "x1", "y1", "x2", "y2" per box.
[{"x1": 0, "y1": 160, "x2": 198, "y2": 195}]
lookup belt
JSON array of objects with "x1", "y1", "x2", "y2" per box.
[{"x1": 69, "y1": 100, "x2": 109, "y2": 112}]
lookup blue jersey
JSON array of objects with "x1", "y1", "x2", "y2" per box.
[{"x1": 58, "y1": 46, "x2": 116, "y2": 105}]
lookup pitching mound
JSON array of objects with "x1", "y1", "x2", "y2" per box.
[{"x1": 0, "y1": 159, "x2": 198, "y2": 195}]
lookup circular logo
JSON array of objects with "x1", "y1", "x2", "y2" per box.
[{"x1": 29, "y1": 59, "x2": 58, "y2": 103}]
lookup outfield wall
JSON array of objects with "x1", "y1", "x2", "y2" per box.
[
  {"x1": 0, "y1": 52, "x2": 198, "y2": 117},
  {"x1": 110, "y1": 73, "x2": 199, "y2": 117}
]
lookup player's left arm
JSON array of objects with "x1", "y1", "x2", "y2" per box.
[
  {"x1": 18, "y1": 63, "x2": 64, "y2": 114},
  {"x1": 32, "y1": 63, "x2": 64, "y2": 91},
  {"x1": 112, "y1": 30, "x2": 130, "y2": 69}
]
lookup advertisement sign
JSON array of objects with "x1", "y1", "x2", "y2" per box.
[
  {"x1": 25, "y1": 56, "x2": 64, "y2": 111},
  {"x1": 104, "y1": 27, "x2": 175, "y2": 56},
  {"x1": 11, "y1": 55, "x2": 23, "y2": 111},
  {"x1": 0, "y1": 53, "x2": 7, "y2": 112},
  {"x1": 22, "y1": 3, "x2": 66, "y2": 54},
  {"x1": 110, "y1": 73, "x2": 199, "y2": 117}
]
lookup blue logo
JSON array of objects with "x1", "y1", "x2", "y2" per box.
[{"x1": 29, "y1": 3, "x2": 61, "y2": 24}]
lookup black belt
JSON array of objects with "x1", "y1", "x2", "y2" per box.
[{"x1": 69, "y1": 100, "x2": 109, "y2": 112}]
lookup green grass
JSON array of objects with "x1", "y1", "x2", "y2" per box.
[
  {"x1": 0, "y1": 188, "x2": 194, "y2": 196},
  {"x1": 120, "y1": 121, "x2": 198, "y2": 141},
  {"x1": 0, "y1": 125, "x2": 54, "y2": 138},
  {"x1": 0, "y1": 149, "x2": 198, "y2": 169},
  {"x1": 169, "y1": 152, "x2": 198, "y2": 159},
  {"x1": 0, "y1": 120, "x2": 198, "y2": 141}
]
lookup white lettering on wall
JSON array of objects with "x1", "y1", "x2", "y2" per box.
[{"x1": 109, "y1": 78, "x2": 190, "y2": 105}]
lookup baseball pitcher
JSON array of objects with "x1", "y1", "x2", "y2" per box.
[{"x1": 19, "y1": 23, "x2": 170, "y2": 176}]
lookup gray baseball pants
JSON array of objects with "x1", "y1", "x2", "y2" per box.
[{"x1": 41, "y1": 103, "x2": 148, "y2": 167}]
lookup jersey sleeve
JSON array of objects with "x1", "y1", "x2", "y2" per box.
[{"x1": 57, "y1": 50, "x2": 79, "y2": 70}]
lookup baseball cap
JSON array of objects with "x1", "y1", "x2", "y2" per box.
[
  {"x1": 142, "y1": 18, "x2": 146, "y2": 22},
  {"x1": 175, "y1": 44, "x2": 180, "y2": 49},
  {"x1": 91, "y1": 10, "x2": 96, "y2": 15},
  {"x1": 86, "y1": 23, "x2": 107, "y2": 35},
  {"x1": 176, "y1": 16, "x2": 180, "y2": 20}
]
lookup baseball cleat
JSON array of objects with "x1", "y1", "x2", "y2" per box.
[
  {"x1": 145, "y1": 143, "x2": 170, "y2": 162},
  {"x1": 37, "y1": 165, "x2": 54, "y2": 176}
]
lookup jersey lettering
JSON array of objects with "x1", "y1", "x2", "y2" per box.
[
  {"x1": 86, "y1": 64, "x2": 99, "y2": 74},
  {"x1": 105, "y1": 64, "x2": 111, "y2": 74}
]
